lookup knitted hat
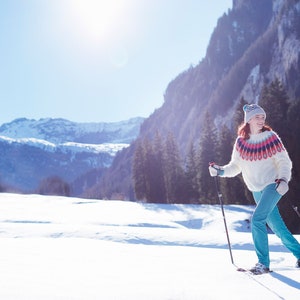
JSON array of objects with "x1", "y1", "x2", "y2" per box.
[{"x1": 243, "y1": 104, "x2": 266, "y2": 123}]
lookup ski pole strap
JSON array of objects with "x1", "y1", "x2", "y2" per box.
[{"x1": 210, "y1": 163, "x2": 224, "y2": 176}]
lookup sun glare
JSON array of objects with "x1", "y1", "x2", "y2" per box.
[
  {"x1": 69, "y1": 0, "x2": 132, "y2": 42},
  {"x1": 58, "y1": 0, "x2": 145, "y2": 67}
]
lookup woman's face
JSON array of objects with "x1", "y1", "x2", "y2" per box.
[{"x1": 248, "y1": 114, "x2": 266, "y2": 134}]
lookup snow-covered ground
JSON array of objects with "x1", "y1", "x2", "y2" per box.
[{"x1": 0, "y1": 193, "x2": 299, "y2": 299}]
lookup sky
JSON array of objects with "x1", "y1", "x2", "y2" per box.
[
  {"x1": 0, "y1": 192, "x2": 299, "y2": 299},
  {"x1": 0, "y1": 0, "x2": 232, "y2": 125}
]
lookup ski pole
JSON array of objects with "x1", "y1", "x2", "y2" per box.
[{"x1": 213, "y1": 175, "x2": 234, "y2": 265}]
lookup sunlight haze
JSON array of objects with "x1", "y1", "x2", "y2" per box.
[{"x1": 0, "y1": 0, "x2": 232, "y2": 125}]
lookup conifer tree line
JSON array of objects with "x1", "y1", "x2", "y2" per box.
[
  {"x1": 132, "y1": 78, "x2": 300, "y2": 210},
  {"x1": 132, "y1": 118, "x2": 249, "y2": 205},
  {"x1": 133, "y1": 132, "x2": 186, "y2": 204}
]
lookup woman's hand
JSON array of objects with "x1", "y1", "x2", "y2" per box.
[
  {"x1": 209, "y1": 162, "x2": 224, "y2": 177},
  {"x1": 275, "y1": 178, "x2": 289, "y2": 196}
]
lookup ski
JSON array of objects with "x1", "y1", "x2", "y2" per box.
[
  {"x1": 235, "y1": 266, "x2": 284, "y2": 299},
  {"x1": 236, "y1": 266, "x2": 273, "y2": 275}
]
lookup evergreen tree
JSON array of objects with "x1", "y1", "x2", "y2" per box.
[
  {"x1": 152, "y1": 131, "x2": 167, "y2": 201},
  {"x1": 218, "y1": 125, "x2": 235, "y2": 204},
  {"x1": 259, "y1": 78, "x2": 289, "y2": 137},
  {"x1": 283, "y1": 99, "x2": 300, "y2": 233},
  {"x1": 184, "y1": 142, "x2": 199, "y2": 203},
  {"x1": 132, "y1": 139, "x2": 147, "y2": 201},
  {"x1": 260, "y1": 80, "x2": 300, "y2": 232},
  {"x1": 163, "y1": 132, "x2": 185, "y2": 203},
  {"x1": 196, "y1": 111, "x2": 218, "y2": 203},
  {"x1": 143, "y1": 137, "x2": 168, "y2": 203}
]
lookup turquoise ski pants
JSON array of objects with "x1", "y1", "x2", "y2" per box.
[{"x1": 252, "y1": 183, "x2": 300, "y2": 268}]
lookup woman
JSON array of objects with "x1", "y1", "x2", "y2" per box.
[{"x1": 209, "y1": 103, "x2": 300, "y2": 275}]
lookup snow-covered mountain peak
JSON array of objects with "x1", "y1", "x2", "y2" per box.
[
  {"x1": 0, "y1": 117, "x2": 143, "y2": 193},
  {"x1": 0, "y1": 117, "x2": 144, "y2": 144}
]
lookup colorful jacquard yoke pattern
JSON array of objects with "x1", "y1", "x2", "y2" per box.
[{"x1": 236, "y1": 132, "x2": 285, "y2": 161}]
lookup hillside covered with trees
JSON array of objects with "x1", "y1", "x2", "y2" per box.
[{"x1": 85, "y1": 0, "x2": 300, "y2": 231}]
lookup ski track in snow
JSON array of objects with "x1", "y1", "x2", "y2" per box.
[{"x1": 0, "y1": 193, "x2": 299, "y2": 299}]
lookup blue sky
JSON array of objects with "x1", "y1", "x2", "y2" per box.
[{"x1": 0, "y1": 0, "x2": 231, "y2": 125}]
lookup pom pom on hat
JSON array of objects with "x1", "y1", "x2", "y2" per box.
[{"x1": 243, "y1": 104, "x2": 266, "y2": 123}]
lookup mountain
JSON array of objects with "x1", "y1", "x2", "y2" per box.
[
  {"x1": 0, "y1": 117, "x2": 144, "y2": 194},
  {"x1": 93, "y1": 0, "x2": 300, "y2": 200},
  {"x1": 0, "y1": 117, "x2": 144, "y2": 144}
]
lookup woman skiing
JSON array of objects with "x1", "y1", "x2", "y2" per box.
[{"x1": 209, "y1": 103, "x2": 300, "y2": 275}]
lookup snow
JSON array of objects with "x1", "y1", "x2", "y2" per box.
[
  {"x1": 273, "y1": 0, "x2": 285, "y2": 15},
  {"x1": 0, "y1": 117, "x2": 144, "y2": 144},
  {"x1": 60, "y1": 142, "x2": 128, "y2": 155},
  {"x1": 0, "y1": 193, "x2": 299, "y2": 299},
  {"x1": 0, "y1": 135, "x2": 129, "y2": 155}
]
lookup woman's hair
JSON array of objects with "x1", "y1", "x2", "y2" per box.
[{"x1": 237, "y1": 123, "x2": 272, "y2": 139}]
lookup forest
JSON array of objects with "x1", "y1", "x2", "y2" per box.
[{"x1": 132, "y1": 78, "x2": 300, "y2": 233}]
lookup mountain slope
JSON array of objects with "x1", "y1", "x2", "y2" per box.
[{"x1": 94, "y1": 0, "x2": 300, "y2": 200}]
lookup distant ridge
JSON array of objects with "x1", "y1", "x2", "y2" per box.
[
  {"x1": 0, "y1": 117, "x2": 144, "y2": 194},
  {"x1": 0, "y1": 117, "x2": 145, "y2": 144}
]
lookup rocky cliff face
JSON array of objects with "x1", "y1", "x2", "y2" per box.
[
  {"x1": 236, "y1": 0, "x2": 300, "y2": 106},
  {"x1": 96, "y1": 0, "x2": 300, "y2": 199},
  {"x1": 142, "y1": 0, "x2": 300, "y2": 143}
]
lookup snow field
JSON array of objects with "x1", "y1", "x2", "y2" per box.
[{"x1": 0, "y1": 193, "x2": 299, "y2": 299}]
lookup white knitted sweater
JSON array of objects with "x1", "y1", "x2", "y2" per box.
[{"x1": 221, "y1": 130, "x2": 292, "y2": 192}]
